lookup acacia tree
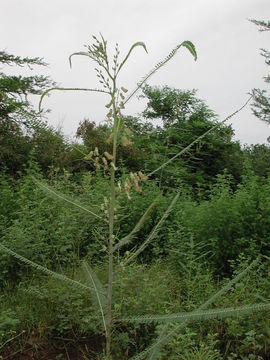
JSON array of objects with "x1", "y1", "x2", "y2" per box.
[{"x1": 250, "y1": 19, "x2": 270, "y2": 124}]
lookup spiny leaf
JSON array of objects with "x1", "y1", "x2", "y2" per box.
[
  {"x1": 149, "y1": 324, "x2": 169, "y2": 360},
  {"x1": 124, "y1": 193, "x2": 179, "y2": 265},
  {"x1": 33, "y1": 177, "x2": 107, "y2": 223},
  {"x1": 119, "y1": 303, "x2": 270, "y2": 324},
  {"x1": 0, "y1": 243, "x2": 94, "y2": 293},
  {"x1": 148, "y1": 96, "x2": 253, "y2": 177},
  {"x1": 117, "y1": 41, "x2": 148, "y2": 74},
  {"x1": 39, "y1": 86, "x2": 109, "y2": 111},
  {"x1": 82, "y1": 261, "x2": 107, "y2": 335},
  {"x1": 112, "y1": 196, "x2": 160, "y2": 252}
]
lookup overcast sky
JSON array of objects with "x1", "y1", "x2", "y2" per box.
[{"x1": 1, "y1": 0, "x2": 270, "y2": 144}]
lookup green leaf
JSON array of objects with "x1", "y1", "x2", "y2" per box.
[
  {"x1": 130, "y1": 258, "x2": 260, "y2": 360},
  {"x1": 82, "y1": 261, "x2": 107, "y2": 334},
  {"x1": 112, "y1": 196, "x2": 160, "y2": 252},
  {"x1": 181, "y1": 40, "x2": 197, "y2": 61},
  {"x1": 124, "y1": 193, "x2": 179, "y2": 265},
  {"x1": 124, "y1": 40, "x2": 197, "y2": 104},
  {"x1": 39, "y1": 86, "x2": 110, "y2": 111},
  {"x1": 69, "y1": 51, "x2": 93, "y2": 68},
  {"x1": 0, "y1": 244, "x2": 94, "y2": 293},
  {"x1": 119, "y1": 303, "x2": 270, "y2": 324},
  {"x1": 117, "y1": 41, "x2": 148, "y2": 74},
  {"x1": 33, "y1": 177, "x2": 107, "y2": 222}
]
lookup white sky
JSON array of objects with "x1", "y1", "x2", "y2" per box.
[{"x1": 1, "y1": 0, "x2": 270, "y2": 144}]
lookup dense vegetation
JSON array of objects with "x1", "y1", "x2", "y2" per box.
[{"x1": 0, "y1": 27, "x2": 269, "y2": 360}]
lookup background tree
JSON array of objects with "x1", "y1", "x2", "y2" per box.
[
  {"x1": 0, "y1": 51, "x2": 72, "y2": 175},
  {"x1": 250, "y1": 19, "x2": 270, "y2": 125},
  {"x1": 140, "y1": 85, "x2": 243, "y2": 192},
  {"x1": 0, "y1": 51, "x2": 53, "y2": 124}
]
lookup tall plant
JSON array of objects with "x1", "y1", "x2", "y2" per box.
[{"x1": 1, "y1": 34, "x2": 269, "y2": 359}]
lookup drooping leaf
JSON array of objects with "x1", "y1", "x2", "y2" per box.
[
  {"x1": 117, "y1": 42, "x2": 148, "y2": 74},
  {"x1": 148, "y1": 96, "x2": 253, "y2": 177},
  {"x1": 33, "y1": 177, "x2": 106, "y2": 222},
  {"x1": 124, "y1": 40, "x2": 197, "y2": 104},
  {"x1": 82, "y1": 261, "x2": 107, "y2": 334},
  {"x1": 112, "y1": 195, "x2": 160, "y2": 252},
  {"x1": 181, "y1": 40, "x2": 197, "y2": 61},
  {"x1": 39, "y1": 86, "x2": 109, "y2": 111},
  {"x1": 0, "y1": 244, "x2": 94, "y2": 293},
  {"x1": 69, "y1": 51, "x2": 93, "y2": 68},
  {"x1": 124, "y1": 193, "x2": 179, "y2": 265}
]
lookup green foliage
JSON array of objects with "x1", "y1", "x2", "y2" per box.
[
  {"x1": 165, "y1": 172, "x2": 270, "y2": 273},
  {"x1": 250, "y1": 19, "x2": 270, "y2": 124},
  {"x1": 0, "y1": 50, "x2": 52, "y2": 123}
]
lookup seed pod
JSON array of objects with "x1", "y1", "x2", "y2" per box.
[
  {"x1": 135, "y1": 185, "x2": 142, "y2": 193},
  {"x1": 104, "y1": 151, "x2": 113, "y2": 161},
  {"x1": 105, "y1": 99, "x2": 113, "y2": 108},
  {"x1": 84, "y1": 151, "x2": 93, "y2": 160},
  {"x1": 110, "y1": 162, "x2": 118, "y2": 171},
  {"x1": 122, "y1": 136, "x2": 133, "y2": 147},
  {"x1": 106, "y1": 133, "x2": 113, "y2": 144},
  {"x1": 138, "y1": 171, "x2": 148, "y2": 182},
  {"x1": 121, "y1": 86, "x2": 128, "y2": 93},
  {"x1": 117, "y1": 181, "x2": 122, "y2": 192},
  {"x1": 106, "y1": 109, "x2": 113, "y2": 118},
  {"x1": 124, "y1": 179, "x2": 131, "y2": 191}
]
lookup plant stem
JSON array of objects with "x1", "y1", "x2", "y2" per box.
[{"x1": 106, "y1": 87, "x2": 118, "y2": 360}]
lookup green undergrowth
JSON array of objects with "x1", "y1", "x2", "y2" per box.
[
  {"x1": 0, "y1": 165, "x2": 270, "y2": 358},
  {"x1": 0, "y1": 258, "x2": 269, "y2": 359}
]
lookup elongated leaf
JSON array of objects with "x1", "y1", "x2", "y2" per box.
[
  {"x1": 69, "y1": 51, "x2": 93, "y2": 68},
  {"x1": 124, "y1": 40, "x2": 196, "y2": 104},
  {"x1": 0, "y1": 244, "x2": 93, "y2": 293},
  {"x1": 119, "y1": 303, "x2": 270, "y2": 324},
  {"x1": 117, "y1": 42, "x2": 148, "y2": 74},
  {"x1": 148, "y1": 96, "x2": 253, "y2": 177},
  {"x1": 82, "y1": 261, "x2": 107, "y2": 335},
  {"x1": 130, "y1": 257, "x2": 260, "y2": 360},
  {"x1": 181, "y1": 40, "x2": 197, "y2": 61},
  {"x1": 112, "y1": 196, "x2": 160, "y2": 252},
  {"x1": 149, "y1": 324, "x2": 169, "y2": 360},
  {"x1": 39, "y1": 86, "x2": 109, "y2": 111},
  {"x1": 33, "y1": 178, "x2": 106, "y2": 223},
  {"x1": 124, "y1": 193, "x2": 179, "y2": 265}
]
